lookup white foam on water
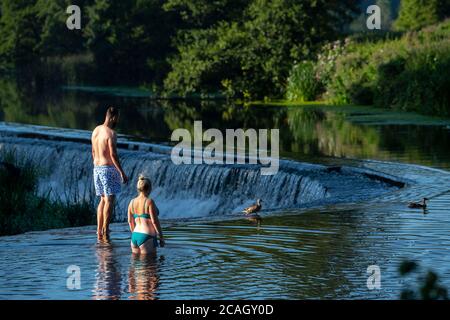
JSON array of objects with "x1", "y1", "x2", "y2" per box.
[{"x1": 0, "y1": 124, "x2": 406, "y2": 221}]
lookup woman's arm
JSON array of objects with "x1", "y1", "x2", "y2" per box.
[
  {"x1": 127, "y1": 202, "x2": 135, "y2": 232},
  {"x1": 149, "y1": 200, "x2": 165, "y2": 247}
]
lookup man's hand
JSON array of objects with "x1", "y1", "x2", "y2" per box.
[
  {"x1": 159, "y1": 238, "x2": 165, "y2": 248},
  {"x1": 120, "y1": 172, "x2": 129, "y2": 184}
]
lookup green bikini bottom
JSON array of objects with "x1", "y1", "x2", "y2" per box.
[{"x1": 131, "y1": 232, "x2": 158, "y2": 248}]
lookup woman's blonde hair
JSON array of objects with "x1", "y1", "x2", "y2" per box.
[{"x1": 137, "y1": 174, "x2": 152, "y2": 194}]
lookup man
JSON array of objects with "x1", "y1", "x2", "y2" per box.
[{"x1": 91, "y1": 107, "x2": 128, "y2": 238}]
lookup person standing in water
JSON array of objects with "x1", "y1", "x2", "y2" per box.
[
  {"x1": 128, "y1": 175, "x2": 165, "y2": 255},
  {"x1": 92, "y1": 107, "x2": 128, "y2": 238}
]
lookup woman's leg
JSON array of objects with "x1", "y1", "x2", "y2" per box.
[
  {"x1": 131, "y1": 241, "x2": 140, "y2": 254},
  {"x1": 139, "y1": 238, "x2": 157, "y2": 255}
]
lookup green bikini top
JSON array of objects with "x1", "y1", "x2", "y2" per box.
[
  {"x1": 133, "y1": 213, "x2": 151, "y2": 219},
  {"x1": 132, "y1": 198, "x2": 151, "y2": 220}
]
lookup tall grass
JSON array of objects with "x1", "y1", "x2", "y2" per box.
[
  {"x1": 286, "y1": 61, "x2": 322, "y2": 102},
  {"x1": 0, "y1": 150, "x2": 96, "y2": 236}
]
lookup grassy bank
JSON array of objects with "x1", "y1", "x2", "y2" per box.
[
  {"x1": 286, "y1": 20, "x2": 450, "y2": 117},
  {"x1": 0, "y1": 151, "x2": 95, "y2": 236}
]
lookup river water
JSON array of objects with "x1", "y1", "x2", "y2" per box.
[{"x1": 1, "y1": 83, "x2": 450, "y2": 299}]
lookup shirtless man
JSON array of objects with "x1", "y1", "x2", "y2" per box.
[{"x1": 91, "y1": 107, "x2": 128, "y2": 238}]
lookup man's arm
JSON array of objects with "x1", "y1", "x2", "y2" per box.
[
  {"x1": 91, "y1": 145, "x2": 95, "y2": 162},
  {"x1": 108, "y1": 132, "x2": 128, "y2": 183},
  {"x1": 91, "y1": 130, "x2": 96, "y2": 162}
]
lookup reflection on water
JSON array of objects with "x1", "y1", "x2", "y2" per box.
[
  {"x1": 92, "y1": 237, "x2": 161, "y2": 300},
  {"x1": 2, "y1": 79, "x2": 450, "y2": 299},
  {"x1": 0, "y1": 157, "x2": 450, "y2": 300},
  {"x1": 1, "y1": 188, "x2": 450, "y2": 300},
  {"x1": 93, "y1": 237, "x2": 122, "y2": 300},
  {"x1": 128, "y1": 255, "x2": 161, "y2": 300},
  {"x1": 1, "y1": 78, "x2": 450, "y2": 170}
]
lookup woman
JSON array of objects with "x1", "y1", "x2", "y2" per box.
[{"x1": 128, "y1": 175, "x2": 165, "y2": 254}]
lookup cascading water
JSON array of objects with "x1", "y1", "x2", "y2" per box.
[{"x1": 0, "y1": 123, "x2": 401, "y2": 221}]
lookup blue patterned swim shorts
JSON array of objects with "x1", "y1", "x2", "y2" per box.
[{"x1": 93, "y1": 165, "x2": 121, "y2": 196}]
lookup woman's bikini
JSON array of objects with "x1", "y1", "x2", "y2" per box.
[{"x1": 131, "y1": 198, "x2": 158, "y2": 248}]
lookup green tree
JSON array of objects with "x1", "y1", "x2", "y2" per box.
[
  {"x1": 0, "y1": 0, "x2": 88, "y2": 68},
  {"x1": 164, "y1": 0, "x2": 358, "y2": 98},
  {"x1": 35, "y1": 0, "x2": 90, "y2": 57},
  {"x1": 84, "y1": 0, "x2": 178, "y2": 85},
  {"x1": 394, "y1": 0, "x2": 450, "y2": 31},
  {"x1": 163, "y1": 0, "x2": 246, "y2": 27},
  {"x1": 0, "y1": 0, "x2": 42, "y2": 66}
]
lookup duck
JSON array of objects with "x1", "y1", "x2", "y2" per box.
[
  {"x1": 243, "y1": 199, "x2": 262, "y2": 215},
  {"x1": 408, "y1": 198, "x2": 429, "y2": 209}
]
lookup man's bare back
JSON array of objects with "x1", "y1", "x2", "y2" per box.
[{"x1": 91, "y1": 125, "x2": 116, "y2": 166}]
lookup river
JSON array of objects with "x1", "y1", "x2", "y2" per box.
[{"x1": 0, "y1": 82, "x2": 450, "y2": 299}]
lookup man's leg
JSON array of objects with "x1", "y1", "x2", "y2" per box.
[
  {"x1": 102, "y1": 195, "x2": 115, "y2": 235},
  {"x1": 97, "y1": 196, "x2": 105, "y2": 236}
]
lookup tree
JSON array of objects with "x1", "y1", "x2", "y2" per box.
[
  {"x1": 84, "y1": 0, "x2": 178, "y2": 85},
  {"x1": 35, "y1": 0, "x2": 89, "y2": 57},
  {"x1": 164, "y1": 0, "x2": 358, "y2": 98},
  {"x1": 394, "y1": 0, "x2": 450, "y2": 31},
  {"x1": 0, "y1": 0, "x2": 88, "y2": 68},
  {"x1": 0, "y1": 0, "x2": 42, "y2": 67}
]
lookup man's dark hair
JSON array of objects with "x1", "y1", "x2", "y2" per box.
[{"x1": 106, "y1": 106, "x2": 119, "y2": 118}]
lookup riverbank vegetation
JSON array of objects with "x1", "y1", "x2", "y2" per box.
[
  {"x1": 0, "y1": 0, "x2": 359, "y2": 92},
  {"x1": 286, "y1": 19, "x2": 450, "y2": 116},
  {"x1": 0, "y1": 151, "x2": 95, "y2": 235},
  {"x1": 1, "y1": 0, "x2": 450, "y2": 116},
  {"x1": 399, "y1": 260, "x2": 448, "y2": 299}
]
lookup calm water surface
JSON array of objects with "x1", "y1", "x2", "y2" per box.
[{"x1": 1, "y1": 81, "x2": 450, "y2": 299}]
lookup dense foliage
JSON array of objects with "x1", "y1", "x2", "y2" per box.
[
  {"x1": 0, "y1": 0, "x2": 87, "y2": 68},
  {"x1": 164, "y1": 0, "x2": 358, "y2": 98},
  {"x1": 1, "y1": 0, "x2": 449, "y2": 116},
  {"x1": 399, "y1": 260, "x2": 448, "y2": 300},
  {"x1": 0, "y1": 0, "x2": 358, "y2": 95},
  {"x1": 395, "y1": 0, "x2": 450, "y2": 31},
  {"x1": 287, "y1": 20, "x2": 450, "y2": 116},
  {"x1": 84, "y1": 0, "x2": 178, "y2": 84}
]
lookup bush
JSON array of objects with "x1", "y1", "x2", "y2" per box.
[
  {"x1": 394, "y1": 0, "x2": 445, "y2": 31},
  {"x1": 399, "y1": 260, "x2": 448, "y2": 300},
  {"x1": 0, "y1": 150, "x2": 96, "y2": 235},
  {"x1": 295, "y1": 19, "x2": 450, "y2": 116},
  {"x1": 326, "y1": 48, "x2": 378, "y2": 105},
  {"x1": 286, "y1": 61, "x2": 321, "y2": 101},
  {"x1": 375, "y1": 42, "x2": 450, "y2": 115}
]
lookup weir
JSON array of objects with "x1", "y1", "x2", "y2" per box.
[{"x1": 0, "y1": 122, "x2": 402, "y2": 221}]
